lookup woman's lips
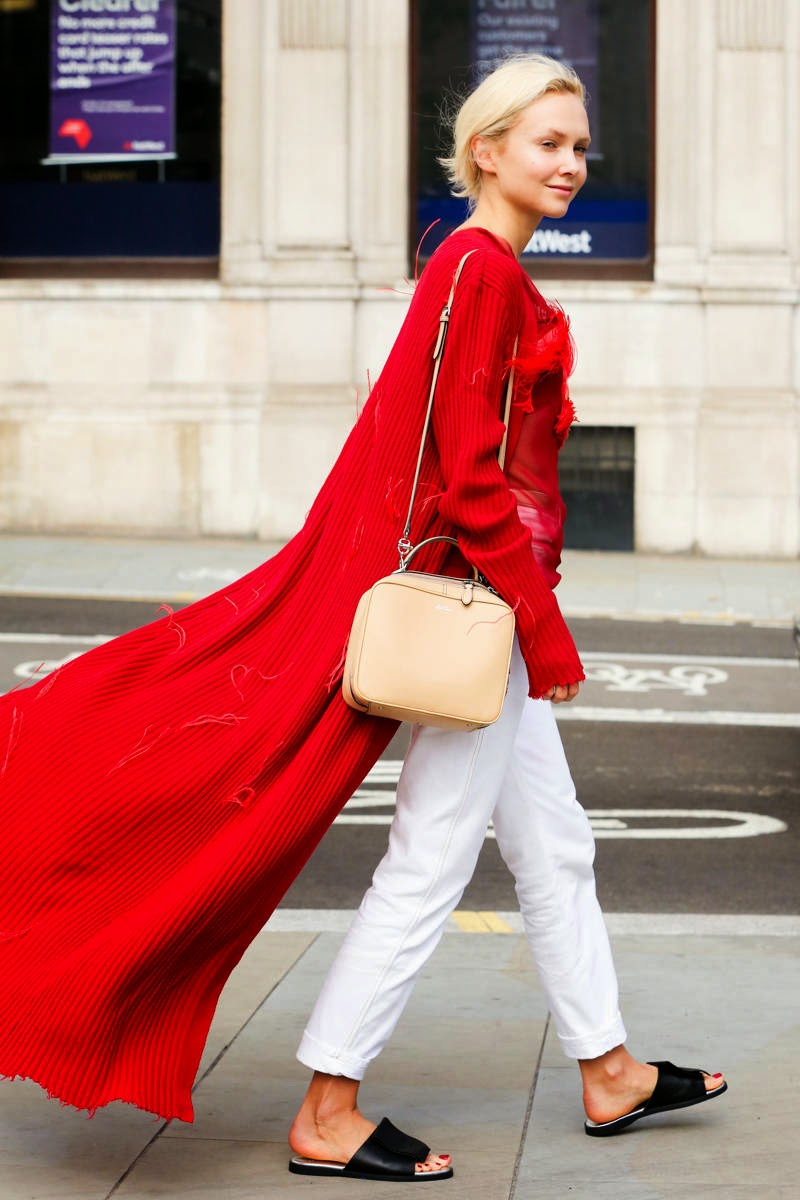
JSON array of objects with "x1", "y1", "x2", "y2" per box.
[{"x1": 547, "y1": 185, "x2": 573, "y2": 195}]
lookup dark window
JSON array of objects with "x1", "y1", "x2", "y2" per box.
[
  {"x1": 412, "y1": 0, "x2": 654, "y2": 277},
  {"x1": 559, "y1": 425, "x2": 635, "y2": 550},
  {"x1": 0, "y1": 0, "x2": 221, "y2": 263}
]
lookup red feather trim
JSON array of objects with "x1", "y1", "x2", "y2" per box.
[
  {"x1": 510, "y1": 302, "x2": 575, "y2": 386},
  {"x1": 508, "y1": 301, "x2": 578, "y2": 441},
  {"x1": 554, "y1": 394, "x2": 577, "y2": 446}
]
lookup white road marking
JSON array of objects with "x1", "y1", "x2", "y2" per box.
[
  {"x1": 581, "y1": 651, "x2": 795, "y2": 668},
  {"x1": 342, "y1": 771, "x2": 788, "y2": 839},
  {"x1": 584, "y1": 662, "x2": 729, "y2": 696},
  {"x1": 0, "y1": 632, "x2": 110, "y2": 645},
  {"x1": 1, "y1": 639, "x2": 796, "y2": 728},
  {"x1": 582, "y1": 809, "x2": 787, "y2": 840},
  {"x1": 13, "y1": 654, "x2": 85, "y2": 680},
  {"x1": 358, "y1": 761, "x2": 402, "y2": 780},
  {"x1": 266, "y1": 910, "x2": 800, "y2": 937},
  {"x1": 0, "y1": 635, "x2": 792, "y2": 666},
  {"x1": 554, "y1": 707, "x2": 800, "y2": 727},
  {"x1": 336, "y1": 806, "x2": 787, "y2": 839}
]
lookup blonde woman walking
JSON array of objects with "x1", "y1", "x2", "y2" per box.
[{"x1": 288, "y1": 55, "x2": 727, "y2": 1183}]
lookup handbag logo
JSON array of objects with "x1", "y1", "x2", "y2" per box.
[{"x1": 434, "y1": 603, "x2": 452, "y2": 613}]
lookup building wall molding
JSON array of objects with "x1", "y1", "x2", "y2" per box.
[
  {"x1": 717, "y1": 0, "x2": 784, "y2": 50},
  {"x1": 279, "y1": 0, "x2": 348, "y2": 49}
]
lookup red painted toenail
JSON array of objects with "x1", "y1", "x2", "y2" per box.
[{"x1": 712, "y1": 1073, "x2": 723, "y2": 1079}]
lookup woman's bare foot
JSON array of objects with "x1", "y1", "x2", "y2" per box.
[
  {"x1": 580, "y1": 1045, "x2": 725, "y2": 1124},
  {"x1": 289, "y1": 1072, "x2": 450, "y2": 1175}
]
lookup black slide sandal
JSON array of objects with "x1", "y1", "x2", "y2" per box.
[
  {"x1": 289, "y1": 1117, "x2": 454, "y2": 1182},
  {"x1": 584, "y1": 1060, "x2": 728, "y2": 1137}
]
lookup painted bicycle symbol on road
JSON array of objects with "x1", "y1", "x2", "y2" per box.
[
  {"x1": 338, "y1": 763, "x2": 787, "y2": 840},
  {"x1": 583, "y1": 662, "x2": 728, "y2": 697}
]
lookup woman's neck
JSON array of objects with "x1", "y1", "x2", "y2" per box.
[{"x1": 457, "y1": 198, "x2": 541, "y2": 260}]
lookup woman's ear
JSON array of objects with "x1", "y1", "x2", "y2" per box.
[{"x1": 471, "y1": 134, "x2": 498, "y2": 176}]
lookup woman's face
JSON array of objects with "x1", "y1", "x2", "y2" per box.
[{"x1": 476, "y1": 91, "x2": 591, "y2": 221}]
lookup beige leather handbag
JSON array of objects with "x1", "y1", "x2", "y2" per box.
[{"x1": 343, "y1": 251, "x2": 517, "y2": 731}]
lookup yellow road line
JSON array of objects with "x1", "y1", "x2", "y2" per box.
[
  {"x1": 451, "y1": 910, "x2": 513, "y2": 933},
  {"x1": 478, "y1": 910, "x2": 514, "y2": 933}
]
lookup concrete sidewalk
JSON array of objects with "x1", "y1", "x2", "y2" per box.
[
  {"x1": 0, "y1": 532, "x2": 797, "y2": 624},
  {"x1": 1, "y1": 916, "x2": 798, "y2": 1199}
]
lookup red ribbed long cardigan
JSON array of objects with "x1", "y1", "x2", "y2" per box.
[{"x1": 0, "y1": 228, "x2": 583, "y2": 1120}]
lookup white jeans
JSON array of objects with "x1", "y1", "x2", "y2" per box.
[{"x1": 297, "y1": 641, "x2": 626, "y2": 1080}]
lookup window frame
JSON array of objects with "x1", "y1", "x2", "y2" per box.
[
  {"x1": 0, "y1": 0, "x2": 222, "y2": 279},
  {"x1": 408, "y1": 0, "x2": 657, "y2": 282}
]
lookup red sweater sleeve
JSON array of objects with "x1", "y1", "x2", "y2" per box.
[{"x1": 428, "y1": 250, "x2": 584, "y2": 698}]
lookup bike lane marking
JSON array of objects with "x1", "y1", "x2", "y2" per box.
[
  {"x1": 341, "y1": 766, "x2": 789, "y2": 840},
  {"x1": 2, "y1": 639, "x2": 797, "y2": 731}
]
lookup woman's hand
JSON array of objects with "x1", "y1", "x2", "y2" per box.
[{"x1": 547, "y1": 682, "x2": 581, "y2": 704}]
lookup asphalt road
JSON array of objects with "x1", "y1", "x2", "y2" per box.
[{"x1": 1, "y1": 596, "x2": 797, "y2": 915}]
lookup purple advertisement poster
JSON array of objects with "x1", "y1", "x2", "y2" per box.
[
  {"x1": 472, "y1": 0, "x2": 599, "y2": 153},
  {"x1": 46, "y1": 0, "x2": 176, "y2": 163}
]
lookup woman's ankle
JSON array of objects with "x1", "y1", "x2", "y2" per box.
[
  {"x1": 300, "y1": 1071, "x2": 361, "y2": 1123},
  {"x1": 579, "y1": 1044, "x2": 637, "y2": 1085},
  {"x1": 290, "y1": 1078, "x2": 375, "y2": 1164}
]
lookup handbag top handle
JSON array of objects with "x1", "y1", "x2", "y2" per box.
[{"x1": 397, "y1": 250, "x2": 518, "y2": 567}]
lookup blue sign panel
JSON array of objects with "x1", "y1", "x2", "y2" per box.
[{"x1": 417, "y1": 198, "x2": 649, "y2": 262}]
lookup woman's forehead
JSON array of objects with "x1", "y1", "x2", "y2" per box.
[{"x1": 517, "y1": 93, "x2": 590, "y2": 138}]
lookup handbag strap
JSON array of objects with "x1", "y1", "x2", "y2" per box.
[{"x1": 398, "y1": 249, "x2": 519, "y2": 567}]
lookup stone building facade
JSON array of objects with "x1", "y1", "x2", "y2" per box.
[{"x1": 0, "y1": 0, "x2": 797, "y2": 557}]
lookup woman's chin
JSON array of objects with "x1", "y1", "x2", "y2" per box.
[{"x1": 549, "y1": 197, "x2": 574, "y2": 215}]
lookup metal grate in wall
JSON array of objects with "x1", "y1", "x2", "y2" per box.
[{"x1": 559, "y1": 426, "x2": 635, "y2": 551}]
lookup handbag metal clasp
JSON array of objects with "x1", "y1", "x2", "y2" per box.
[
  {"x1": 432, "y1": 303, "x2": 451, "y2": 359},
  {"x1": 461, "y1": 581, "x2": 474, "y2": 606}
]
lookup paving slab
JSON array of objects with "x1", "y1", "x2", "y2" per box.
[
  {"x1": 194, "y1": 930, "x2": 315, "y2": 1078},
  {"x1": 0, "y1": 1087, "x2": 159, "y2": 1200},
  {"x1": 557, "y1": 550, "x2": 798, "y2": 623},
  {"x1": 124, "y1": 932, "x2": 546, "y2": 1199},
  {"x1": 0, "y1": 536, "x2": 277, "y2": 602},
  {"x1": 517, "y1": 934, "x2": 800, "y2": 1200},
  {"x1": 0, "y1": 930, "x2": 314, "y2": 1200}
]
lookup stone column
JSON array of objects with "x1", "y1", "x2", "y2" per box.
[
  {"x1": 219, "y1": 0, "x2": 268, "y2": 284},
  {"x1": 707, "y1": 0, "x2": 794, "y2": 289},
  {"x1": 349, "y1": 0, "x2": 410, "y2": 286},
  {"x1": 220, "y1": 0, "x2": 356, "y2": 288},
  {"x1": 655, "y1": 0, "x2": 797, "y2": 291},
  {"x1": 654, "y1": 0, "x2": 715, "y2": 286},
  {"x1": 695, "y1": 0, "x2": 799, "y2": 555}
]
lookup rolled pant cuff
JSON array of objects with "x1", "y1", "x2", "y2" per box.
[
  {"x1": 557, "y1": 1013, "x2": 627, "y2": 1061},
  {"x1": 296, "y1": 1030, "x2": 369, "y2": 1081}
]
